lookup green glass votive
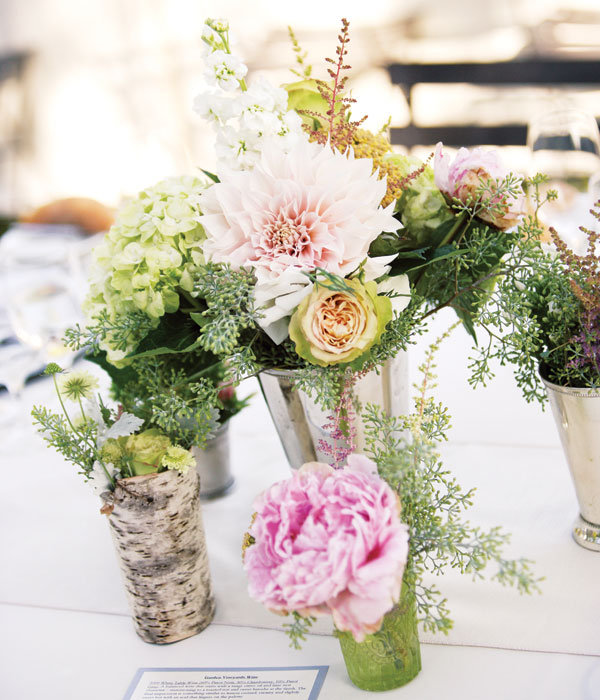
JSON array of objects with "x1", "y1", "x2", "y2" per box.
[{"x1": 337, "y1": 583, "x2": 421, "y2": 692}]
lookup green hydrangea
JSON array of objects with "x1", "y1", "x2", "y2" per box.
[
  {"x1": 84, "y1": 176, "x2": 208, "y2": 362},
  {"x1": 384, "y1": 153, "x2": 453, "y2": 246}
]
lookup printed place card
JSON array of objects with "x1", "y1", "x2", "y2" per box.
[{"x1": 124, "y1": 666, "x2": 328, "y2": 700}]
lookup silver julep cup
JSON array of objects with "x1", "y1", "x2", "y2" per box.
[
  {"x1": 191, "y1": 422, "x2": 234, "y2": 499},
  {"x1": 258, "y1": 354, "x2": 409, "y2": 470},
  {"x1": 542, "y1": 374, "x2": 600, "y2": 551}
]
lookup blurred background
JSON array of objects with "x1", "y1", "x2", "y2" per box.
[{"x1": 0, "y1": 0, "x2": 599, "y2": 217}]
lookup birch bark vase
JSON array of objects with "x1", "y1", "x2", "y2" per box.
[{"x1": 101, "y1": 468, "x2": 216, "y2": 643}]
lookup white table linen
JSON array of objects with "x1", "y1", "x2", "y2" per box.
[{"x1": 1, "y1": 309, "x2": 599, "y2": 699}]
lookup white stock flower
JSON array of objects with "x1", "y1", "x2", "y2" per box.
[
  {"x1": 205, "y1": 50, "x2": 247, "y2": 92},
  {"x1": 215, "y1": 126, "x2": 261, "y2": 171},
  {"x1": 193, "y1": 91, "x2": 241, "y2": 124},
  {"x1": 201, "y1": 24, "x2": 220, "y2": 44}
]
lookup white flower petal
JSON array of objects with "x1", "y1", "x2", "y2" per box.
[{"x1": 377, "y1": 275, "x2": 411, "y2": 314}]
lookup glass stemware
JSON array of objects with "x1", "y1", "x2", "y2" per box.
[
  {"x1": 0, "y1": 339, "x2": 41, "y2": 430},
  {"x1": 527, "y1": 109, "x2": 600, "y2": 253},
  {"x1": 0, "y1": 226, "x2": 84, "y2": 367}
]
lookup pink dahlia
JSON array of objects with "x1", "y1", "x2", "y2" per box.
[
  {"x1": 199, "y1": 137, "x2": 398, "y2": 277},
  {"x1": 243, "y1": 454, "x2": 410, "y2": 642},
  {"x1": 434, "y1": 142, "x2": 524, "y2": 230}
]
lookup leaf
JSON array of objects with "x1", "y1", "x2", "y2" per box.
[
  {"x1": 368, "y1": 231, "x2": 405, "y2": 257},
  {"x1": 190, "y1": 312, "x2": 209, "y2": 328},
  {"x1": 453, "y1": 306, "x2": 478, "y2": 343},
  {"x1": 200, "y1": 168, "x2": 220, "y2": 184},
  {"x1": 104, "y1": 412, "x2": 144, "y2": 441},
  {"x1": 126, "y1": 312, "x2": 203, "y2": 359},
  {"x1": 394, "y1": 246, "x2": 465, "y2": 277}
]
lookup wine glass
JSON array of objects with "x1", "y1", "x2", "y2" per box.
[
  {"x1": 527, "y1": 108, "x2": 600, "y2": 253},
  {"x1": 0, "y1": 339, "x2": 41, "y2": 431},
  {"x1": 0, "y1": 225, "x2": 84, "y2": 367}
]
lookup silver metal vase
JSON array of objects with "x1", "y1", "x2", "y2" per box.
[
  {"x1": 191, "y1": 422, "x2": 234, "y2": 499},
  {"x1": 258, "y1": 353, "x2": 409, "y2": 469},
  {"x1": 542, "y1": 374, "x2": 600, "y2": 551}
]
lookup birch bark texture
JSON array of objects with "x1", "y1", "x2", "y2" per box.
[{"x1": 101, "y1": 467, "x2": 215, "y2": 643}]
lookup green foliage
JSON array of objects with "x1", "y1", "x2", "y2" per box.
[
  {"x1": 390, "y1": 168, "x2": 524, "y2": 339},
  {"x1": 287, "y1": 25, "x2": 312, "y2": 79},
  {"x1": 31, "y1": 405, "x2": 98, "y2": 478},
  {"x1": 469, "y1": 176, "x2": 597, "y2": 399},
  {"x1": 65, "y1": 310, "x2": 157, "y2": 355},
  {"x1": 191, "y1": 263, "x2": 258, "y2": 356},
  {"x1": 104, "y1": 356, "x2": 222, "y2": 449},
  {"x1": 283, "y1": 612, "x2": 316, "y2": 649},
  {"x1": 362, "y1": 329, "x2": 542, "y2": 634}
]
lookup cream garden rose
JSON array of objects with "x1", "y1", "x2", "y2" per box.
[{"x1": 289, "y1": 279, "x2": 392, "y2": 366}]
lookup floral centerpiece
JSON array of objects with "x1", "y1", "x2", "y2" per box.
[
  {"x1": 59, "y1": 18, "x2": 526, "y2": 473},
  {"x1": 60, "y1": 17, "x2": 524, "y2": 470},
  {"x1": 32, "y1": 365, "x2": 215, "y2": 643},
  {"x1": 471, "y1": 190, "x2": 600, "y2": 550},
  {"x1": 34, "y1": 14, "x2": 540, "y2": 665}
]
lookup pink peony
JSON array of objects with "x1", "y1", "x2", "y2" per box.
[
  {"x1": 434, "y1": 142, "x2": 523, "y2": 230},
  {"x1": 243, "y1": 454, "x2": 410, "y2": 642},
  {"x1": 199, "y1": 137, "x2": 398, "y2": 277}
]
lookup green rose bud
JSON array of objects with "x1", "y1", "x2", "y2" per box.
[
  {"x1": 289, "y1": 279, "x2": 392, "y2": 367},
  {"x1": 120, "y1": 428, "x2": 172, "y2": 476}
]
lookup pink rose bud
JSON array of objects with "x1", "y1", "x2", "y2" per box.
[
  {"x1": 217, "y1": 384, "x2": 235, "y2": 402},
  {"x1": 434, "y1": 142, "x2": 524, "y2": 230}
]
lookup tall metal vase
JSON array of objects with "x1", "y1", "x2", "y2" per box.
[
  {"x1": 258, "y1": 353, "x2": 409, "y2": 469},
  {"x1": 542, "y1": 374, "x2": 600, "y2": 551},
  {"x1": 191, "y1": 422, "x2": 234, "y2": 499}
]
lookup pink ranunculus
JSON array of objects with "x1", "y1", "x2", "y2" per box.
[
  {"x1": 199, "y1": 137, "x2": 398, "y2": 278},
  {"x1": 243, "y1": 455, "x2": 410, "y2": 642},
  {"x1": 434, "y1": 142, "x2": 524, "y2": 230}
]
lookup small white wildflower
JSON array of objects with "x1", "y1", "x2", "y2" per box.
[
  {"x1": 57, "y1": 370, "x2": 99, "y2": 402},
  {"x1": 201, "y1": 24, "x2": 221, "y2": 45},
  {"x1": 240, "y1": 108, "x2": 281, "y2": 135}
]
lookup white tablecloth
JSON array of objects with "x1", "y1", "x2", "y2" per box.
[{"x1": 1, "y1": 309, "x2": 599, "y2": 699}]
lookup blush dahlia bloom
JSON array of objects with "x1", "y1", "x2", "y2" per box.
[
  {"x1": 243, "y1": 455, "x2": 410, "y2": 642},
  {"x1": 434, "y1": 142, "x2": 523, "y2": 230},
  {"x1": 199, "y1": 137, "x2": 398, "y2": 277}
]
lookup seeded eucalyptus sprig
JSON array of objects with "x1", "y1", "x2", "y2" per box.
[{"x1": 363, "y1": 329, "x2": 542, "y2": 634}]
